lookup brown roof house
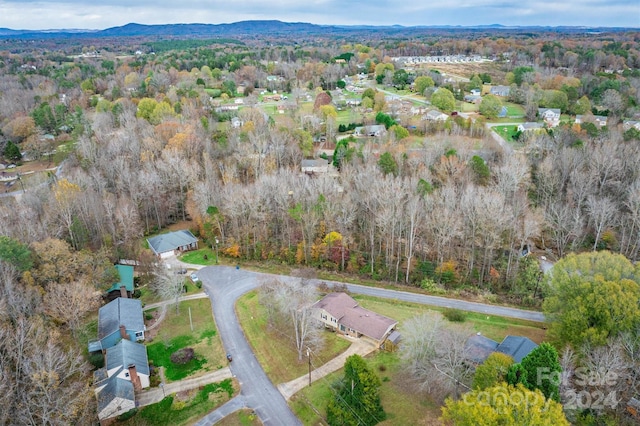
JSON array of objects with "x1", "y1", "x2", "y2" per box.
[{"x1": 311, "y1": 292, "x2": 398, "y2": 348}]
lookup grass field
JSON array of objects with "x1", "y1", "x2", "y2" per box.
[
  {"x1": 504, "y1": 103, "x2": 525, "y2": 117},
  {"x1": 235, "y1": 291, "x2": 351, "y2": 384},
  {"x1": 216, "y1": 409, "x2": 263, "y2": 426},
  {"x1": 290, "y1": 351, "x2": 441, "y2": 426},
  {"x1": 180, "y1": 247, "x2": 219, "y2": 266},
  {"x1": 235, "y1": 289, "x2": 546, "y2": 425},
  {"x1": 121, "y1": 380, "x2": 236, "y2": 426},
  {"x1": 146, "y1": 298, "x2": 226, "y2": 381}
]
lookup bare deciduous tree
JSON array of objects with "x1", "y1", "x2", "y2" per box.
[
  {"x1": 152, "y1": 267, "x2": 185, "y2": 314},
  {"x1": 400, "y1": 313, "x2": 474, "y2": 402},
  {"x1": 260, "y1": 278, "x2": 322, "y2": 361}
]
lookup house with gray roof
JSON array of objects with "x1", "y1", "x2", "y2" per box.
[
  {"x1": 518, "y1": 122, "x2": 544, "y2": 132},
  {"x1": 301, "y1": 159, "x2": 331, "y2": 175},
  {"x1": 465, "y1": 333, "x2": 500, "y2": 364},
  {"x1": 354, "y1": 124, "x2": 387, "y2": 137},
  {"x1": 576, "y1": 114, "x2": 608, "y2": 128},
  {"x1": 496, "y1": 335, "x2": 538, "y2": 363},
  {"x1": 623, "y1": 120, "x2": 640, "y2": 131},
  {"x1": 489, "y1": 85, "x2": 511, "y2": 97},
  {"x1": 424, "y1": 110, "x2": 449, "y2": 121},
  {"x1": 95, "y1": 376, "x2": 135, "y2": 422},
  {"x1": 311, "y1": 292, "x2": 398, "y2": 347},
  {"x1": 89, "y1": 298, "x2": 145, "y2": 352},
  {"x1": 94, "y1": 339, "x2": 149, "y2": 391},
  {"x1": 147, "y1": 229, "x2": 198, "y2": 259},
  {"x1": 465, "y1": 333, "x2": 538, "y2": 364}
]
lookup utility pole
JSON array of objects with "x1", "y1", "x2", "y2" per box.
[
  {"x1": 307, "y1": 347, "x2": 311, "y2": 387},
  {"x1": 16, "y1": 173, "x2": 25, "y2": 193}
]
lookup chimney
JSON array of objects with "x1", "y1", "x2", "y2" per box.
[
  {"x1": 120, "y1": 285, "x2": 128, "y2": 299},
  {"x1": 119, "y1": 325, "x2": 128, "y2": 340},
  {"x1": 128, "y1": 364, "x2": 142, "y2": 391}
]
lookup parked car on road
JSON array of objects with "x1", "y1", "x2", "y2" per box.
[{"x1": 190, "y1": 272, "x2": 200, "y2": 282}]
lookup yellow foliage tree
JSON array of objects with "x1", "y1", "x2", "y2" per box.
[
  {"x1": 441, "y1": 383, "x2": 569, "y2": 426},
  {"x1": 323, "y1": 231, "x2": 343, "y2": 245},
  {"x1": 223, "y1": 240, "x2": 241, "y2": 258},
  {"x1": 295, "y1": 242, "x2": 305, "y2": 264}
]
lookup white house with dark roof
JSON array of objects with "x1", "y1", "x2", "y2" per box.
[
  {"x1": 147, "y1": 229, "x2": 198, "y2": 259},
  {"x1": 424, "y1": 110, "x2": 449, "y2": 121},
  {"x1": 311, "y1": 292, "x2": 398, "y2": 347},
  {"x1": 576, "y1": 114, "x2": 608, "y2": 128},
  {"x1": 518, "y1": 122, "x2": 544, "y2": 132},
  {"x1": 623, "y1": 120, "x2": 640, "y2": 131},
  {"x1": 538, "y1": 108, "x2": 561, "y2": 127}
]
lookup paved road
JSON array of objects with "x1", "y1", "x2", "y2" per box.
[
  {"x1": 197, "y1": 267, "x2": 302, "y2": 426},
  {"x1": 335, "y1": 281, "x2": 545, "y2": 322}
]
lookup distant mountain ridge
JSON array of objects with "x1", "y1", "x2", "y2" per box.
[{"x1": 0, "y1": 20, "x2": 633, "y2": 39}]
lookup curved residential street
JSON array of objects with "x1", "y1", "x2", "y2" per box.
[
  {"x1": 187, "y1": 265, "x2": 545, "y2": 425},
  {"x1": 195, "y1": 267, "x2": 302, "y2": 426}
]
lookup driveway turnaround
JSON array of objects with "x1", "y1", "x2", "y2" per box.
[{"x1": 192, "y1": 265, "x2": 546, "y2": 424}]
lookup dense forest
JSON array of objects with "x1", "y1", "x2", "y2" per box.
[{"x1": 0, "y1": 26, "x2": 639, "y2": 423}]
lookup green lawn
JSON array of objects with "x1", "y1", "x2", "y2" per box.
[
  {"x1": 121, "y1": 380, "x2": 235, "y2": 426},
  {"x1": 458, "y1": 101, "x2": 478, "y2": 112},
  {"x1": 180, "y1": 248, "x2": 219, "y2": 266},
  {"x1": 351, "y1": 295, "x2": 546, "y2": 344},
  {"x1": 236, "y1": 291, "x2": 351, "y2": 384},
  {"x1": 504, "y1": 103, "x2": 525, "y2": 117},
  {"x1": 146, "y1": 299, "x2": 226, "y2": 382},
  {"x1": 290, "y1": 351, "x2": 441, "y2": 425},
  {"x1": 237, "y1": 288, "x2": 546, "y2": 425},
  {"x1": 493, "y1": 124, "x2": 520, "y2": 141}
]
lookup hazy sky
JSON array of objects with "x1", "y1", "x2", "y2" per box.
[{"x1": 0, "y1": 0, "x2": 638, "y2": 30}]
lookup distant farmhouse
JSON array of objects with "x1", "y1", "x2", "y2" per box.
[
  {"x1": 354, "y1": 124, "x2": 387, "y2": 137},
  {"x1": 518, "y1": 122, "x2": 544, "y2": 132},
  {"x1": 538, "y1": 108, "x2": 561, "y2": 127},
  {"x1": 147, "y1": 230, "x2": 198, "y2": 259},
  {"x1": 301, "y1": 159, "x2": 331, "y2": 175}
]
